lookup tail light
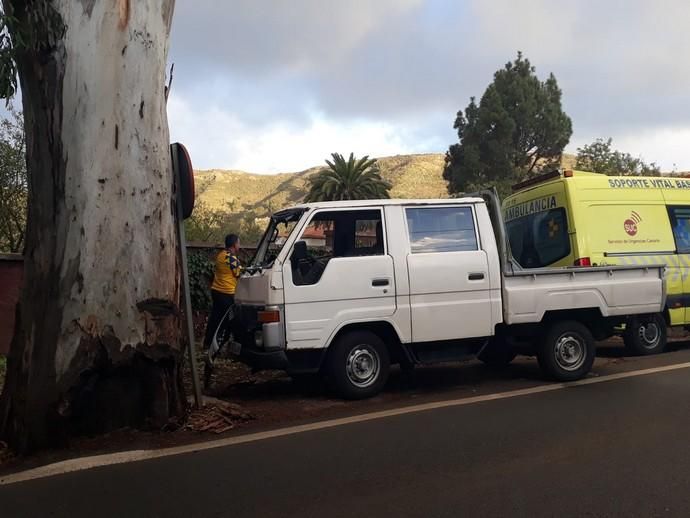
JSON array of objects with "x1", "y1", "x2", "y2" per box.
[{"x1": 574, "y1": 257, "x2": 591, "y2": 267}]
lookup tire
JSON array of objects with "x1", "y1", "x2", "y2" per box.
[
  {"x1": 623, "y1": 314, "x2": 667, "y2": 356},
  {"x1": 326, "y1": 331, "x2": 390, "y2": 399},
  {"x1": 537, "y1": 320, "x2": 595, "y2": 382},
  {"x1": 478, "y1": 338, "x2": 517, "y2": 368}
]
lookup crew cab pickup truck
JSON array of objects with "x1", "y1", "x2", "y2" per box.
[{"x1": 234, "y1": 191, "x2": 666, "y2": 398}]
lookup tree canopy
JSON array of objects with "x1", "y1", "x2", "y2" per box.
[
  {"x1": 305, "y1": 152, "x2": 391, "y2": 202},
  {"x1": 575, "y1": 138, "x2": 661, "y2": 176},
  {"x1": 444, "y1": 52, "x2": 572, "y2": 197},
  {"x1": 0, "y1": 107, "x2": 26, "y2": 253}
]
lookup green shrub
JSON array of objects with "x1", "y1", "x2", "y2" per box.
[
  {"x1": 186, "y1": 247, "x2": 257, "y2": 312},
  {"x1": 187, "y1": 250, "x2": 214, "y2": 311}
]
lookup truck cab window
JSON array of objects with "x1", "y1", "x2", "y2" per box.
[
  {"x1": 291, "y1": 209, "x2": 384, "y2": 286},
  {"x1": 406, "y1": 207, "x2": 477, "y2": 253}
]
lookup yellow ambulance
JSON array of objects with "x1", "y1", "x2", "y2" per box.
[{"x1": 503, "y1": 170, "x2": 690, "y2": 355}]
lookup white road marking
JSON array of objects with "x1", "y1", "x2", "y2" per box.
[{"x1": 2, "y1": 360, "x2": 690, "y2": 486}]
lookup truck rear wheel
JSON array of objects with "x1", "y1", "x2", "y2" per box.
[
  {"x1": 623, "y1": 314, "x2": 667, "y2": 356},
  {"x1": 326, "y1": 330, "x2": 390, "y2": 399},
  {"x1": 538, "y1": 321, "x2": 595, "y2": 381}
]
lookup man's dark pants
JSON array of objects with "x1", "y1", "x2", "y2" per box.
[{"x1": 204, "y1": 290, "x2": 235, "y2": 348}]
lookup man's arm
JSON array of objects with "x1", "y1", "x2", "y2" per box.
[{"x1": 228, "y1": 255, "x2": 242, "y2": 278}]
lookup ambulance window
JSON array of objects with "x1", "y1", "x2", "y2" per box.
[
  {"x1": 506, "y1": 208, "x2": 570, "y2": 268},
  {"x1": 669, "y1": 207, "x2": 690, "y2": 254}
]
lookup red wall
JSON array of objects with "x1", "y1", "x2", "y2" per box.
[{"x1": 0, "y1": 254, "x2": 23, "y2": 356}]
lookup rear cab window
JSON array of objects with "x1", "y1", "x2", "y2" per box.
[{"x1": 405, "y1": 206, "x2": 478, "y2": 253}]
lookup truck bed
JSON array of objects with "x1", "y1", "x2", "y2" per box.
[{"x1": 502, "y1": 264, "x2": 666, "y2": 325}]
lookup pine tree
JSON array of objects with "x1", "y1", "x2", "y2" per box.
[{"x1": 444, "y1": 52, "x2": 572, "y2": 196}]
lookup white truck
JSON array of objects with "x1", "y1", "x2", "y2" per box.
[{"x1": 233, "y1": 192, "x2": 666, "y2": 398}]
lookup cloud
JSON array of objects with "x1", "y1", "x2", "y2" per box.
[
  {"x1": 170, "y1": 0, "x2": 423, "y2": 79},
  {"x1": 468, "y1": 0, "x2": 690, "y2": 131},
  {"x1": 168, "y1": 93, "x2": 444, "y2": 172},
  {"x1": 568, "y1": 127, "x2": 690, "y2": 172},
  {"x1": 168, "y1": 0, "x2": 690, "y2": 172}
]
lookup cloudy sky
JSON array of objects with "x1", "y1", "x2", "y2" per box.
[{"x1": 168, "y1": 0, "x2": 690, "y2": 173}]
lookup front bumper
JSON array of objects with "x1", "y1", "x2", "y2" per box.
[
  {"x1": 235, "y1": 343, "x2": 289, "y2": 370},
  {"x1": 232, "y1": 305, "x2": 324, "y2": 373},
  {"x1": 232, "y1": 304, "x2": 288, "y2": 370}
]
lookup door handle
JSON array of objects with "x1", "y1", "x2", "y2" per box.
[
  {"x1": 468, "y1": 272, "x2": 485, "y2": 281},
  {"x1": 372, "y1": 278, "x2": 390, "y2": 287}
]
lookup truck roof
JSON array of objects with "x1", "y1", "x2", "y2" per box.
[{"x1": 288, "y1": 197, "x2": 485, "y2": 211}]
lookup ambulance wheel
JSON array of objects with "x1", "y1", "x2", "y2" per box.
[
  {"x1": 624, "y1": 314, "x2": 667, "y2": 356},
  {"x1": 478, "y1": 338, "x2": 517, "y2": 368},
  {"x1": 327, "y1": 331, "x2": 390, "y2": 399},
  {"x1": 538, "y1": 321, "x2": 595, "y2": 381}
]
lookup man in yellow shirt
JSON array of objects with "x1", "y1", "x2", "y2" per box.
[{"x1": 204, "y1": 234, "x2": 242, "y2": 353}]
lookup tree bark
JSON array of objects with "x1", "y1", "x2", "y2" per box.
[{"x1": 0, "y1": 0, "x2": 182, "y2": 452}]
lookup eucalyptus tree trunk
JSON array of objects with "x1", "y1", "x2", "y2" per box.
[{"x1": 0, "y1": 0, "x2": 183, "y2": 452}]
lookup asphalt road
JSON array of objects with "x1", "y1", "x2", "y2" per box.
[{"x1": 3, "y1": 357, "x2": 690, "y2": 517}]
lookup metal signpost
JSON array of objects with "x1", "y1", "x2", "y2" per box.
[{"x1": 171, "y1": 142, "x2": 203, "y2": 409}]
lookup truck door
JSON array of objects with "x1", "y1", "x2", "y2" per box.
[
  {"x1": 282, "y1": 208, "x2": 396, "y2": 349},
  {"x1": 405, "y1": 205, "x2": 493, "y2": 342}
]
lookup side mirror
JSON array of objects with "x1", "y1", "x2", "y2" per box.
[{"x1": 292, "y1": 240, "x2": 307, "y2": 262}]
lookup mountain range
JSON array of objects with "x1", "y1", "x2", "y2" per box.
[{"x1": 194, "y1": 152, "x2": 578, "y2": 214}]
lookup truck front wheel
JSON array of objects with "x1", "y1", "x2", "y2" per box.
[
  {"x1": 327, "y1": 331, "x2": 390, "y2": 399},
  {"x1": 623, "y1": 314, "x2": 667, "y2": 356},
  {"x1": 538, "y1": 321, "x2": 595, "y2": 382}
]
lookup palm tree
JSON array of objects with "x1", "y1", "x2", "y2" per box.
[{"x1": 304, "y1": 152, "x2": 392, "y2": 202}]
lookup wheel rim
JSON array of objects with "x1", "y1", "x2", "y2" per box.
[
  {"x1": 345, "y1": 346, "x2": 380, "y2": 388},
  {"x1": 554, "y1": 333, "x2": 586, "y2": 372},
  {"x1": 637, "y1": 321, "x2": 661, "y2": 349}
]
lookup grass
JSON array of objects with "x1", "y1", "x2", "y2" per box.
[{"x1": 194, "y1": 152, "x2": 578, "y2": 216}]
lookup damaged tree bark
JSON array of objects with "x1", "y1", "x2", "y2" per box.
[{"x1": 0, "y1": 0, "x2": 182, "y2": 452}]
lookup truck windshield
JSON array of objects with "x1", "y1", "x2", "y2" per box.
[
  {"x1": 249, "y1": 208, "x2": 305, "y2": 270},
  {"x1": 506, "y1": 208, "x2": 570, "y2": 268}
]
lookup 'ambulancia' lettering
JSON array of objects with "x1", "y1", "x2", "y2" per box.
[{"x1": 504, "y1": 195, "x2": 557, "y2": 222}]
